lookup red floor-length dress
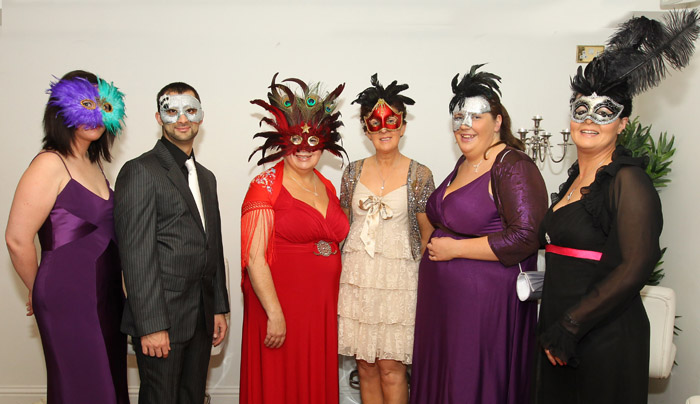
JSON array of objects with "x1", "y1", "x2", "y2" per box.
[{"x1": 240, "y1": 161, "x2": 349, "y2": 404}]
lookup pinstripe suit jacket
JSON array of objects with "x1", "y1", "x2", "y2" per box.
[{"x1": 114, "y1": 141, "x2": 229, "y2": 343}]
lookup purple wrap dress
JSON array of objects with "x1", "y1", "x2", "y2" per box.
[
  {"x1": 32, "y1": 156, "x2": 129, "y2": 404},
  {"x1": 410, "y1": 148, "x2": 547, "y2": 404}
]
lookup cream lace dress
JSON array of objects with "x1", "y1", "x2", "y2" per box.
[{"x1": 338, "y1": 182, "x2": 418, "y2": 364}]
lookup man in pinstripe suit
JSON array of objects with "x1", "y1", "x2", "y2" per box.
[{"x1": 114, "y1": 82, "x2": 230, "y2": 404}]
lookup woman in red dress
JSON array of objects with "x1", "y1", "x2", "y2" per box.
[{"x1": 240, "y1": 74, "x2": 349, "y2": 404}]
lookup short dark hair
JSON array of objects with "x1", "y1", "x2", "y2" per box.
[
  {"x1": 42, "y1": 70, "x2": 115, "y2": 163},
  {"x1": 156, "y1": 82, "x2": 201, "y2": 110}
]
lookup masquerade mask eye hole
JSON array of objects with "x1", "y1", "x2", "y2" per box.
[
  {"x1": 574, "y1": 105, "x2": 588, "y2": 115},
  {"x1": 81, "y1": 99, "x2": 97, "y2": 110},
  {"x1": 102, "y1": 102, "x2": 113, "y2": 113},
  {"x1": 290, "y1": 135, "x2": 303, "y2": 145},
  {"x1": 386, "y1": 116, "x2": 398, "y2": 125},
  {"x1": 307, "y1": 136, "x2": 319, "y2": 147},
  {"x1": 598, "y1": 109, "x2": 613, "y2": 118}
]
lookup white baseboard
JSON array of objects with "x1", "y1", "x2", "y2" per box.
[
  {"x1": 0, "y1": 385, "x2": 360, "y2": 404},
  {"x1": 0, "y1": 386, "x2": 46, "y2": 404},
  {"x1": 0, "y1": 386, "x2": 240, "y2": 404}
]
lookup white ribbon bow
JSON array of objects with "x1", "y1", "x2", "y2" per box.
[{"x1": 358, "y1": 196, "x2": 393, "y2": 257}]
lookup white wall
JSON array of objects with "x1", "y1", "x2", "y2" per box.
[{"x1": 1, "y1": 1, "x2": 698, "y2": 403}]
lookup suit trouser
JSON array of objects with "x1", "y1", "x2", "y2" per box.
[{"x1": 133, "y1": 305, "x2": 212, "y2": 404}]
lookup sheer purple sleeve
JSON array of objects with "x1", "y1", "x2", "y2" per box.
[{"x1": 488, "y1": 151, "x2": 549, "y2": 267}]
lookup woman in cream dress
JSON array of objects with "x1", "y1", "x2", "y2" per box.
[{"x1": 338, "y1": 74, "x2": 434, "y2": 403}]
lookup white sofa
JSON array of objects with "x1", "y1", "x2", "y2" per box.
[{"x1": 640, "y1": 285, "x2": 676, "y2": 379}]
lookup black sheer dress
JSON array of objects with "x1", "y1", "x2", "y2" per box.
[{"x1": 534, "y1": 147, "x2": 663, "y2": 404}]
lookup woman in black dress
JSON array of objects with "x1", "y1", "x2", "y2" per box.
[{"x1": 534, "y1": 11, "x2": 699, "y2": 404}]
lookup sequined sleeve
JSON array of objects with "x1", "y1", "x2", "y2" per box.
[
  {"x1": 413, "y1": 162, "x2": 435, "y2": 213},
  {"x1": 339, "y1": 163, "x2": 354, "y2": 210},
  {"x1": 339, "y1": 160, "x2": 363, "y2": 225},
  {"x1": 407, "y1": 160, "x2": 436, "y2": 260}
]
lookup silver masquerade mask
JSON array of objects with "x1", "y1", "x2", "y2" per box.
[
  {"x1": 158, "y1": 94, "x2": 204, "y2": 124},
  {"x1": 570, "y1": 93, "x2": 624, "y2": 125},
  {"x1": 451, "y1": 96, "x2": 491, "y2": 131}
]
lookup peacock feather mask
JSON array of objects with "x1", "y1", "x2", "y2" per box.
[{"x1": 249, "y1": 73, "x2": 346, "y2": 165}]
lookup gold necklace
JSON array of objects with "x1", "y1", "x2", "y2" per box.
[{"x1": 288, "y1": 173, "x2": 318, "y2": 196}]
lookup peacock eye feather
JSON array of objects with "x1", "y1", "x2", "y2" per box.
[{"x1": 306, "y1": 96, "x2": 318, "y2": 107}]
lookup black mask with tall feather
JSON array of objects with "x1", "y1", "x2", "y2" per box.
[
  {"x1": 352, "y1": 73, "x2": 415, "y2": 113},
  {"x1": 571, "y1": 10, "x2": 699, "y2": 112},
  {"x1": 449, "y1": 63, "x2": 502, "y2": 114}
]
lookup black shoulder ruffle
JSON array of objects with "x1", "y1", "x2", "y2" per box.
[{"x1": 553, "y1": 146, "x2": 648, "y2": 234}]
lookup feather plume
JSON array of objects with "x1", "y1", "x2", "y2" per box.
[
  {"x1": 97, "y1": 77, "x2": 126, "y2": 135},
  {"x1": 352, "y1": 73, "x2": 415, "y2": 110},
  {"x1": 47, "y1": 77, "x2": 103, "y2": 129},
  {"x1": 449, "y1": 63, "x2": 502, "y2": 113},
  {"x1": 249, "y1": 73, "x2": 346, "y2": 166},
  {"x1": 572, "y1": 10, "x2": 699, "y2": 101}
]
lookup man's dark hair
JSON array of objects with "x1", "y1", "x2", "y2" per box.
[{"x1": 156, "y1": 82, "x2": 201, "y2": 109}]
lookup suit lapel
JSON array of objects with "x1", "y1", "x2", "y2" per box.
[{"x1": 154, "y1": 142, "x2": 206, "y2": 236}]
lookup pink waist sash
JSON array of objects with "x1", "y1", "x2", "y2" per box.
[{"x1": 545, "y1": 244, "x2": 602, "y2": 261}]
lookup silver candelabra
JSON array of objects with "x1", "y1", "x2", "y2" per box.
[{"x1": 517, "y1": 115, "x2": 571, "y2": 163}]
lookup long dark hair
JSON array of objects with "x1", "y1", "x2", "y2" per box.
[
  {"x1": 486, "y1": 97, "x2": 524, "y2": 154},
  {"x1": 42, "y1": 70, "x2": 115, "y2": 163}
]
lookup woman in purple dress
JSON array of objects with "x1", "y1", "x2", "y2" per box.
[
  {"x1": 410, "y1": 64, "x2": 547, "y2": 404},
  {"x1": 5, "y1": 70, "x2": 129, "y2": 404}
]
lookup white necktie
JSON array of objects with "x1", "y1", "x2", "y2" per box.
[{"x1": 185, "y1": 157, "x2": 206, "y2": 231}]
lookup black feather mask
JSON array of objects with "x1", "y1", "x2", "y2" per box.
[
  {"x1": 449, "y1": 64, "x2": 502, "y2": 114},
  {"x1": 352, "y1": 74, "x2": 415, "y2": 133},
  {"x1": 571, "y1": 9, "x2": 699, "y2": 106}
]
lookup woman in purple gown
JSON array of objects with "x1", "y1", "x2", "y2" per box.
[
  {"x1": 410, "y1": 64, "x2": 547, "y2": 404},
  {"x1": 5, "y1": 70, "x2": 129, "y2": 404}
]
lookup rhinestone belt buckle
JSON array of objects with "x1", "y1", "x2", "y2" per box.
[{"x1": 314, "y1": 240, "x2": 336, "y2": 257}]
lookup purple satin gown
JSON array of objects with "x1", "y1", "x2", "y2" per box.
[
  {"x1": 33, "y1": 169, "x2": 129, "y2": 404},
  {"x1": 410, "y1": 166, "x2": 537, "y2": 404}
]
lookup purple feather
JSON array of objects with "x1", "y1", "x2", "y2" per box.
[{"x1": 47, "y1": 77, "x2": 103, "y2": 129}]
